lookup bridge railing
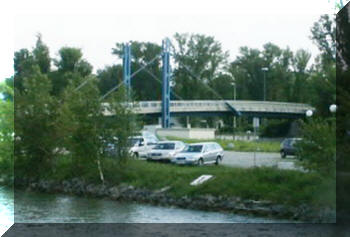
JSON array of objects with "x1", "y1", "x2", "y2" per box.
[
  {"x1": 130, "y1": 100, "x2": 314, "y2": 114},
  {"x1": 103, "y1": 100, "x2": 314, "y2": 115}
]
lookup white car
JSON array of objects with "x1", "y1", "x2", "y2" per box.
[
  {"x1": 129, "y1": 133, "x2": 159, "y2": 158},
  {"x1": 173, "y1": 142, "x2": 224, "y2": 166},
  {"x1": 147, "y1": 141, "x2": 186, "y2": 162}
]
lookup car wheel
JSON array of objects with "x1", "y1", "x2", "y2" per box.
[
  {"x1": 197, "y1": 158, "x2": 204, "y2": 166},
  {"x1": 215, "y1": 156, "x2": 221, "y2": 165},
  {"x1": 281, "y1": 151, "x2": 286, "y2": 158},
  {"x1": 134, "y1": 152, "x2": 139, "y2": 158}
]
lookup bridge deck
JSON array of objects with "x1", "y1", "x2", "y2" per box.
[{"x1": 102, "y1": 100, "x2": 314, "y2": 118}]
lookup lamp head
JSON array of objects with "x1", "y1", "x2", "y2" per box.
[
  {"x1": 306, "y1": 110, "x2": 313, "y2": 117},
  {"x1": 329, "y1": 104, "x2": 337, "y2": 113}
]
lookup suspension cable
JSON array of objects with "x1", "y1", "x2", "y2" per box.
[
  {"x1": 74, "y1": 76, "x2": 94, "y2": 92},
  {"x1": 99, "y1": 54, "x2": 161, "y2": 101},
  {"x1": 168, "y1": 39, "x2": 241, "y2": 115},
  {"x1": 130, "y1": 55, "x2": 161, "y2": 79},
  {"x1": 99, "y1": 81, "x2": 124, "y2": 101},
  {"x1": 134, "y1": 61, "x2": 184, "y2": 101}
]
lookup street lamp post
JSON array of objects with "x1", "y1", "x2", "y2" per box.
[
  {"x1": 231, "y1": 82, "x2": 237, "y2": 129},
  {"x1": 261, "y1": 67, "x2": 268, "y2": 101}
]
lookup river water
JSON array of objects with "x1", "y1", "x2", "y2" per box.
[
  {"x1": 0, "y1": 186, "x2": 292, "y2": 226},
  {"x1": 0, "y1": 187, "x2": 13, "y2": 235}
]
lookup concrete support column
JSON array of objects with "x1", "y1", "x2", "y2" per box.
[
  {"x1": 158, "y1": 117, "x2": 162, "y2": 125},
  {"x1": 186, "y1": 116, "x2": 191, "y2": 128}
]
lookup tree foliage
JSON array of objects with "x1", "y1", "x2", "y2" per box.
[
  {"x1": 15, "y1": 66, "x2": 59, "y2": 177},
  {"x1": 97, "y1": 65, "x2": 123, "y2": 96},
  {"x1": 297, "y1": 118, "x2": 336, "y2": 177},
  {"x1": 14, "y1": 37, "x2": 137, "y2": 181},
  {"x1": 172, "y1": 33, "x2": 229, "y2": 100},
  {"x1": 111, "y1": 41, "x2": 162, "y2": 100},
  {"x1": 336, "y1": 5, "x2": 350, "y2": 171},
  {"x1": 0, "y1": 81, "x2": 14, "y2": 176},
  {"x1": 51, "y1": 47, "x2": 93, "y2": 96}
]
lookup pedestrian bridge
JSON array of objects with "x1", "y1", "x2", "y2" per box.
[{"x1": 103, "y1": 100, "x2": 314, "y2": 118}]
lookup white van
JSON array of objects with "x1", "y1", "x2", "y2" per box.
[{"x1": 129, "y1": 131, "x2": 159, "y2": 158}]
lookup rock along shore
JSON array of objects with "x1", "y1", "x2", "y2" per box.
[{"x1": 8, "y1": 177, "x2": 335, "y2": 223}]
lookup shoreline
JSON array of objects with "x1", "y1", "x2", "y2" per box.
[{"x1": 8, "y1": 177, "x2": 335, "y2": 223}]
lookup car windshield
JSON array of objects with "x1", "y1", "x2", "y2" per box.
[
  {"x1": 154, "y1": 143, "x2": 175, "y2": 150},
  {"x1": 183, "y1": 145, "x2": 203, "y2": 153},
  {"x1": 128, "y1": 138, "x2": 142, "y2": 146}
]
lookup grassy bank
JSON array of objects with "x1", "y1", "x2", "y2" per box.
[
  {"x1": 46, "y1": 157, "x2": 334, "y2": 209},
  {"x1": 165, "y1": 136, "x2": 281, "y2": 153}
]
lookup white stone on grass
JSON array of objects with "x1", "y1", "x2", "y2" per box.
[{"x1": 190, "y1": 175, "x2": 213, "y2": 186}]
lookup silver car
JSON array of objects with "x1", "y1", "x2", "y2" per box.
[
  {"x1": 173, "y1": 142, "x2": 224, "y2": 166},
  {"x1": 147, "y1": 141, "x2": 186, "y2": 162}
]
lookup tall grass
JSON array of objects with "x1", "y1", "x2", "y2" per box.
[{"x1": 46, "y1": 157, "x2": 335, "y2": 209}]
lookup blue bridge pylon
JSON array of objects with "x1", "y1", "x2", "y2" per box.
[{"x1": 122, "y1": 38, "x2": 173, "y2": 128}]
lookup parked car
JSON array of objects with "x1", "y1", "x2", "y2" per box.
[
  {"x1": 173, "y1": 142, "x2": 224, "y2": 166},
  {"x1": 129, "y1": 132, "x2": 159, "y2": 158},
  {"x1": 101, "y1": 136, "x2": 118, "y2": 157},
  {"x1": 147, "y1": 141, "x2": 186, "y2": 162},
  {"x1": 280, "y1": 138, "x2": 302, "y2": 158}
]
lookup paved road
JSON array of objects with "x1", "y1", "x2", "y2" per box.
[{"x1": 222, "y1": 151, "x2": 303, "y2": 171}]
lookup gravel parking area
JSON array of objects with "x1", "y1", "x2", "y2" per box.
[{"x1": 222, "y1": 151, "x2": 304, "y2": 171}]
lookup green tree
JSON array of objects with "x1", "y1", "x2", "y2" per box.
[
  {"x1": 105, "y1": 86, "x2": 138, "y2": 164},
  {"x1": 172, "y1": 33, "x2": 229, "y2": 99},
  {"x1": 3, "y1": 77, "x2": 14, "y2": 101},
  {"x1": 14, "y1": 36, "x2": 51, "y2": 93},
  {"x1": 32, "y1": 34, "x2": 51, "y2": 74},
  {"x1": 291, "y1": 49, "x2": 312, "y2": 103},
  {"x1": 14, "y1": 49, "x2": 36, "y2": 92},
  {"x1": 15, "y1": 66, "x2": 59, "y2": 177},
  {"x1": 0, "y1": 82, "x2": 14, "y2": 177},
  {"x1": 308, "y1": 15, "x2": 336, "y2": 116},
  {"x1": 57, "y1": 75, "x2": 105, "y2": 180},
  {"x1": 336, "y1": 5, "x2": 350, "y2": 172},
  {"x1": 112, "y1": 41, "x2": 162, "y2": 100},
  {"x1": 58, "y1": 76, "x2": 137, "y2": 182},
  {"x1": 209, "y1": 73, "x2": 235, "y2": 99},
  {"x1": 297, "y1": 118, "x2": 336, "y2": 177},
  {"x1": 51, "y1": 47, "x2": 93, "y2": 96},
  {"x1": 310, "y1": 14, "x2": 336, "y2": 65},
  {"x1": 97, "y1": 65, "x2": 123, "y2": 96}
]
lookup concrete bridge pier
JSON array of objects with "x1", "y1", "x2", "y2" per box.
[{"x1": 186, "y1": 116, "x2": 191, "y2": 128}]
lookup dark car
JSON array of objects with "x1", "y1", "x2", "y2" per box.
[{"x1": 280, "y1": 138, "x2": 302, "y2": 158}]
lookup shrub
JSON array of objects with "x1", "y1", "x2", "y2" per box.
[{"x1": 297, "y1": 118, "x2": 336, "y2": 177}]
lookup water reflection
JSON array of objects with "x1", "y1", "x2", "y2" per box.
[{"x1": 0, "y1": 186, "x2": 14, "y2": 235}]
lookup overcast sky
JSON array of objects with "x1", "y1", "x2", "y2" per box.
[{"x1": 0, "y1": 0, "x2": 339, "y2": 82}]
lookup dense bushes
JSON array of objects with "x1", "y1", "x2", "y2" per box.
[
  {"x1": 13, "y1": 37, "x2": 137, "y2": 182},
  {"x1": 297, "y1": 118, "x2": 336, "y2": 177}
]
